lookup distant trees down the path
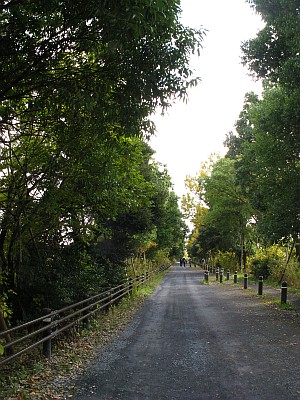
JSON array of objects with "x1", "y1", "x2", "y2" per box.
[
  {"x1": 185, "y1": 0, "x2": 300, "y2": 280},
  {"x1": 0, "y1": 0, "x2": 204, "y2": 332}
]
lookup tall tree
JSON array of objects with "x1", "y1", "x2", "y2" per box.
[
  {"x1": 0, "y1": 0, "x2": 204, "y2": 138},
  {"x1": 238, "y1": 1, "x2": 300, "y2": 258},
  {"x1": 0, "y1": 0, "x2": 205, "y2": 326},
  {"x1": 203, "y1": 158, "x2": 254, "y2": 269},
  {"x1": 243, "y1": 0, "x2": 300, "y2": 88},
  {"x1": 183, "y1": 157, "x2": 254, "y2": 269},
  {"x1": 226, "y1": 89, "x2": 300, "y2": 252}
]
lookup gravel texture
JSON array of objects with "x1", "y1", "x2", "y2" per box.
[{"x1": 63, "y1": 264, "x2": 300, "y2": 400}]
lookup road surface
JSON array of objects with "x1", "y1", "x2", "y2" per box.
[{"x1": 67, "y1": 264, "x2": 300, "y2": 400}]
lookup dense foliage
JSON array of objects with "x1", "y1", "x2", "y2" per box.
[
  {"x1": 0, "y1": 0, "x2": 204, "y2": 328},
  {"x1": 185, "y1": 0, "x2": 300, "y2": 274},
  {"x1": 183, "y1": 157, "x2": 254, "y2": 270}
]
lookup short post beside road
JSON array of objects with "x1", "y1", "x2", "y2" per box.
[
  {"x1": 281, "y1": 281, "x2": 288, "y2": 304},
  {"x1": 258, "y1": 276, "x2": 263, "y2": 295},
  {"x1": 42, "y1": 308, "x2": 52, "y2": 359},
  {"x1": 204, "y1": 270, "x2": 209, "y2": 282},
  {"x1": 234, "y1": 271, "x2": 238, "y2": 284},
  {"x1": 244, "y1": 273, "x2": 248, "y2": 289},
  {"x1": 219, "y1": 269, "x2": 223, "y2": 283},
  {"x1": 226, "y1": 270, "x2": 230, "y2": 280},
  {"x1": 215, "y1": 269, "x2": 219, "y2": 281}
]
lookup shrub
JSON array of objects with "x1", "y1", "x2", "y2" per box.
[
  {"x1": 215, "y1": 251, "x2": 239, "y2": 271},
  {"x1": 250, "y1": 256, "x2": 271, "y2": 278},
  {"x1": 248, "y1": 245, "x2": 286, "y2": 279},
  {"x1": 272, "y1": 258, "x2": 300, "y2": 286}
]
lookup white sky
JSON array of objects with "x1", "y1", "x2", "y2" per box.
[{"x1": 150, "y1": 0, "x2": 265, "y2": 198}]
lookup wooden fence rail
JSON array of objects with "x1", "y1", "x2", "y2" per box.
[{"x1": 0, "y1": 265, "x2": 170, "y2": 367}]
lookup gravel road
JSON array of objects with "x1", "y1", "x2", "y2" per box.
[{"x1": 67, "y1": 264, "x2": 300, "y2": 400}]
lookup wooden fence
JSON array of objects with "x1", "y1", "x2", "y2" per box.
[{"x1": 0, "y1": 265, "x2": 170, "y2": 367}]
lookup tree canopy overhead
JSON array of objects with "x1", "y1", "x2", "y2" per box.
[
  {"x1": 243, "y1": 0, "x2": 300, "y2": 87},
  {"x1": 0, "y1": 1, "x2": 204, "y2": 326},
  {"x1": 0, "y1": 0, "x2": 204, "y2": 139}
]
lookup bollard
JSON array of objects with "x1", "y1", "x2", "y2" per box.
[
  {"x1": 226, "y1": 270, "x2": 230, "y2": 281},
  {"x1": 244, "y1": 273, "x2": 248, "y2": 289},
  {"x1": 234, "y1": 271, "x2": 238, "y2": 284},
  {"x1": 258, "y1": 276, "x2": 263, "y2": 295},
  {"x1": 215, "y1": 269, "x2": 219, "y2": 281},
  {"x1": 42, "y1": 308, "x2": 52, "y2": 359},
  {"x1": 204, "y1": 270, "x2": 209, "y2": 282},
  {"x1": 219, "y1": 269, "x2": 223, "y2": 283},
  {"x1": 281, "y1": 281, "x2": 288, "y2": 304}
]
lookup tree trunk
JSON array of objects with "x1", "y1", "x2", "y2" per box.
[
  {"x1": 295, "y1": 236, "x2": 300, "y2": 264},
  {"x1": 239, "y1": 223, "x2": 248, "y2": 272},
  {"x1": 0, "y1": 228, "x2": 8, "y2": 272},
  {"x1": 240, "y1": 229, "x2": 245, "y2": 271}
]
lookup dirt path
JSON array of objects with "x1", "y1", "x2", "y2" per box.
[{"x1": 65, "y1": 264, "x2": 300, "y2": 400}]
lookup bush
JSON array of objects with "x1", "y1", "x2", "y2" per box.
[
  {"x1": 215, "y1": 251, "x2": 239, "y2": 271},
  {"x1": 247, "y1": 244, "x2": 300, "y2": 286},
  {"x1": 271, "y1": 258, "x2": 300, "y2": 286},
  {"x1": 250, "y1": 256, "x2": 271, "y2": 278},
  {"x1": 248, "y1": 245, "x2": 286, "y2": 279}
]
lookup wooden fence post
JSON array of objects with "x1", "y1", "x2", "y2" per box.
[{"x1": 42, "y1": 308, "x2": 52, "y2": 359}]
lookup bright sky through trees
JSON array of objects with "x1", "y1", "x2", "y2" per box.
[{"x1": 150, "y1": 0, "x2": 265, "y2": 197}]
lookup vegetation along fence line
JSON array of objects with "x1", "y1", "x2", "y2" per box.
[{"x1": 0, "y1": 265, "x2": 171, "y2": 367}]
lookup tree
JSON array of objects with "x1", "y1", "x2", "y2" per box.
[
  {"x1": 228, "y1": 89, "x2": 300, "y2": 250},
  {"x1": 203, "y1": 158, "x2": 254, "y2": 269},
  {"x1": 183, "y1": 157, "x2": 254, "y2": 269},
  {"x1": 0, "y1": 0, "x2": 204, "y2": 138},
  {"x1": 155, "y1": 190, "x2": 188, "y2": 260},
  {"x1": 0, "y1": 1, "x2": 204, "y2": 325},
  {"x1": 243, "y1": 0, "x2": 300, "y2": 88},
  {"x1": 236, "y1": 1, "x2": 300, "y2": 260}
]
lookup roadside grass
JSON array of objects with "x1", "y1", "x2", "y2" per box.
[
  {"x1": 205, "y1": 268, "x2": 299, "y2": 305},
  {"x1": 0, "y1": 271, "x2": 168, "y2": 400},
  {"x1": 285, "y1": 286, "x2": 300, "y2": 296},
  {"x1": 261, "y1": 296, "x2": 296, "y2": 310},
  {"x1": 271, "y1": 300, "x2": 296, "y2": 310},
  {"x1": 200, "y1": 280, "x2": 210, "y2": 285}
]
